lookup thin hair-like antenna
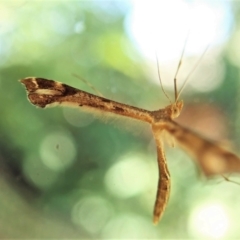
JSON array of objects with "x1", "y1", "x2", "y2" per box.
[
  {"x1": 155, "y1": 53, "x2": 172, "y2": 104},
  {"x1": 173, "y1": 32, "x2": 190, "y2": 102},
  {"x1": 176, "y1": 45, "x2": 209, "y2": 101},
  {"x1": 221, "y1": 174, "x2": 240, "y2": 186},
  {"x1": 72, "y1": 73, "x2": 104, "y2": 97}
]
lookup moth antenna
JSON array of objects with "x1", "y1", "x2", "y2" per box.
[
  {"x1": 155, "y1": 53, "x2": 172, "y2": 104},
  {"x1": 173, "y1": 31, "x2": 190, "y2": 102},
  {"x1": 176, "y1": 44, "x2": 209, "y2": 101},
  {"x1": 72, "y1": 73, "x2": 104, "y2": 97},
  {"x1": 221, "y1": 174, "x2": 240, "y2": 186}
]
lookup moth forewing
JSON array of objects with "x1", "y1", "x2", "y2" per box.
[
  {"x1": 20, "y1": 77, "x2": 153, "y2": 123},
  {"x1": 152, "y1": 127, "x2": 170, "y2": 225}
]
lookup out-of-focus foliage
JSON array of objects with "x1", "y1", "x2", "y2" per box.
[{"x1": 1, "y1": 0, "x2": 240, "y2": 239}]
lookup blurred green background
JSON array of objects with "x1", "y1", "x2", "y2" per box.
[{"x1": 1, "y1": 0, "x2": 240, "y2": 239}]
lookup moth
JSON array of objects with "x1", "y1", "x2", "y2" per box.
[{"x1": 20, "y1": 67, "x2": 240, "y2": 224}]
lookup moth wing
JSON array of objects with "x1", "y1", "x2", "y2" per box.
[{"x1": 163, "y1": 121, "x2": 240, "y2": 176}]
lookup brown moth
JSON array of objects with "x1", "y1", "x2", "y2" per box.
[{"x1": 20, "y1": 73, "x2": 240, "y2": 224}]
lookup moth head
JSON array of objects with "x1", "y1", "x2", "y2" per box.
[{"x1": 170, "y1": 100, "x2": 183, "y2": 119}]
